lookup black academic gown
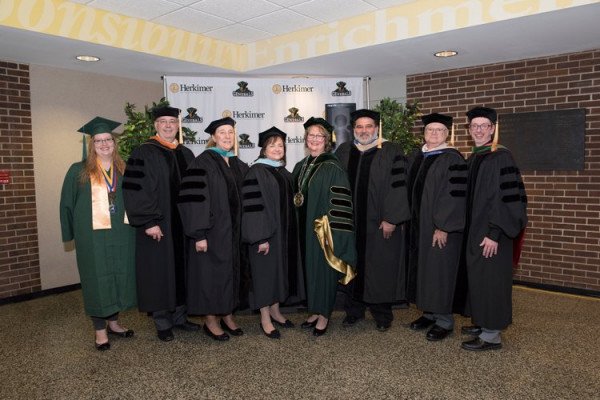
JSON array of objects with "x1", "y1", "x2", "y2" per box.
[
  {"x1": 122, "y1": 139, "x2": 194, "y2": 313},
  {"x1": 458, "y1": 145, "x2": 528, "y2": 330},
  {"x1": 406, "y1": 148, "x2": 467, "y2": 314},
  {"x1": 241, "y1": 162, "x2": 305, "y2": 310},
  {"x1": 178, "y1": 150, "x2": 250, "y2": 315},
  {"x1": 336, "y1": 141, "x2": 410, "y2": 304}
]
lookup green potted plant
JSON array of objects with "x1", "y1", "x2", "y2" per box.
[
  {"x1": 374, "y1": 98, "x2": 421, "y2": 154},
  {"x1": 119, "y1": 97, "x2": 197, "y2": 160}
]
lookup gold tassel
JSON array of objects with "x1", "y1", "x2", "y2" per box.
[
  {"x1": 377, "y1": 116, "x2": 383, "y2": 149},
  {"x1": 492, "y1": 118, "x2": 499, "y2": 152},
  {"x1": 178, "y1": 111, "x2": 183, "y2": 144},
  {"x1": 450, "y1": 123, "x2": 455, "y2": 147},
  {"x1": 234, "y1": 125, "x2": 239, "y2": 156}
]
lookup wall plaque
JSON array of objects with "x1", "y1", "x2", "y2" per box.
[{"x1": 499, "y1": 109, "x2": 585, "y2": 171}]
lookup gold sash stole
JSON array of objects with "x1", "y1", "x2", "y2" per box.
[
  {"x1": 314, "y1": 215, "x2": 356, "y2": 285},
  {"x1": 91, "y1": 173, "x2": 129, "y2": 230}
]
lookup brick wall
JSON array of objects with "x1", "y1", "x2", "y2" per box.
[
  {"x1": 0, "y1": 61, "x2": 41, "y2": 298},
  {"x1": 407, "y1": 49, "x2": 600, "y2": 293}
]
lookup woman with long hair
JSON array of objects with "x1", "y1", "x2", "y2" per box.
[{"x1": 60, "y1": 117, "x2": 136, "y2": 350}]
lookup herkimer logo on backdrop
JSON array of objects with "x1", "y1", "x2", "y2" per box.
[
  {"x1": 170, "y1": 83, "x2": 214, "y2": 93},
  {"x1": 331, "y1": 81, "x2": 351, "y2": 96},
  {"x1": 222, "y1": 109, "x2": 266, "y2": 119},
  {"x1": 272, "y1": 84, "x2": 314, "y2": 94},
  {"x1": 233, "y1": 81, "x2": 254, "y2": 97},
  {"x1": 284, "y1": 107, "x2": 304, "y2": 123},
  {"x1": 287, "y1": 135, "x2": 305, "y2": 144},
  {"x1": 183, "y1": 107, "x2": 203, "y2": 123}
]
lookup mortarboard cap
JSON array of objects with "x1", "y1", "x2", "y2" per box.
[
  {"x1": 303, "y1": 117, "x2": 333, "y2": 134},
  {"x1": 466, "y1": 106, "x2": 497, "y2": 123},
  {"x1": 77, "y1": 116, "x2": 121, "y2": 136},
  {"x1": 152, "y1": 106, "x2": 180, "y2": 120},
  {"x1": 204, "y1": 117, "x2": 236, "y2": 135},
  {"x1": 350, "y1": 109, "x2": 380, "y2": 125},
  {"x1": 421, "y1": 113, "x2": 453, "y2": 130},
  {"x1": 258, "y1": 126, "x2": 287, "y2": 147}
]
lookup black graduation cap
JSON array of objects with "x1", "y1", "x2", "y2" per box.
[
  {"x1": 466, "y1": 106, "x2": 497, "y2": 123},
  {"x1": 303, "y1": 117, "x2": 333, "y2": 134},
  {"x1": 77, "y1": 116, "x2": 121, "y2": 160},
  {"x1": 152, "y1": 106, "x2": 180, "y2": 120},
  {"x1": 204, "y1": 117, "x2": 236, "y2": 135},
  {"x1": 350, "y1": 109, "x2": 380, "y2": 125},
  {"x1": 258, "y1": 126, "x2": 287, "y2": 147},
  {"x1": 421, "y1": 113, "x2": 453, "y2": 129}
]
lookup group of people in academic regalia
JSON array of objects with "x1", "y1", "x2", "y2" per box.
[{"x1": 60, "y1": 104, "x2": 527, "y2": 352}]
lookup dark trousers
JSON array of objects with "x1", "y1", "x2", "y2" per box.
[
  {"x1": 91, "y1": 312, "x2": 118, "y2": 330},
  {"x1": 152, "y1": 305, "x2": 187, "y2": 331},
  {"x1": 344, "y1": 296, "x2": 393, "y2": 325}
]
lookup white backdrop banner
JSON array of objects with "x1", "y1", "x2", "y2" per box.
[{"x1": 164, "y1": 76, "x2": 364, "y2": 169}]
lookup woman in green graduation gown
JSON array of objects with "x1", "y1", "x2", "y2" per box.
[
  {"x1": 60, "y1": 117, "x2": 136, "y2": 351},
  {"x1": 292, "y1": 117, "x2": 357, "y2": 336}
]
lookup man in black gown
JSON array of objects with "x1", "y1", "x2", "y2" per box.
[
  {"x1": 336, "y1": 109, "x2": 410, "y2": 331},
  {"x1": 122, "y1": 106, "x2": 199, "y2": 342},
  {"x1": 459, "y1": 106, "x2": 528, "y2": 351}
]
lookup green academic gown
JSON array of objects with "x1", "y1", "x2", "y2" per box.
[
  {"x1": 292, "y1": 153, "x2": 356, "y2": 317},
  {"x1": 60, "y1": 162, "x2": 136, "y2": 317}
]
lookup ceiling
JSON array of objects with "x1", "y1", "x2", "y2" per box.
[{"x1": 1, "y1": 1, "x2": 600, "y2": 82}]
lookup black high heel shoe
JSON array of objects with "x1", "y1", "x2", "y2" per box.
[
  {"x1": 260, "y1": 323, "x2": 281, "y2": 339},
  {"x1": 300, "y1": 319, "x2": 318, "y2": 329},
  {"x1": 313, "y1": 324, "x2": 328, "y2": 337},
  {"x1": 273, "y1": 319, "x2": 295, "y2": 328},
  {"x1": 220, "y1": 319, "x2": 244, "y2": 336},
  {"x1": 203, "y1": 324, "x2": 229, "y2": 341},
  {"x1": 95, "y1": 341, "x2": 110, "y2": 351},
  {"x1": 107, "y1": 327, "x2": 135, "y2": 338}
]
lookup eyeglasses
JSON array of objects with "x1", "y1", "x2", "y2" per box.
[
  {"x1": 425, "y1": 127, "x2": 447, "y2": 134},
  {"x1": 469, "y1": 123, "x2": 493, "y2": 131},
  {"x1": 307, "y1": 134, "x2": 326, "y2": 141},
  {"x1": 156, "y1": 119, "x2": 178, "y2": 125},
  {"x1": 93, "y1": 138, "x2": 114, "y2": 145}
]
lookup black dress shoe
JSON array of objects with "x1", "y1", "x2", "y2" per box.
[
  {"x1": 273, "y1": 319, "x2": 295, "y2": 328},
  {"x1": 203, "y1": 324, "x2": 230, "y2": 341},
  {"x1": 461, "y1": 325, "x2": 482, "y2": 336},
  {"x1": 301, "y1": 319, "x2": 318, "y2": 329},
  {"x1": 107, "y1": 327, "x2": 135, "y2": 338},
  {"x1": 461, "y1": 337, "x2": 502, "y2": 351},
  {"x1": 220, "y1": 319, "x2": 244, "y2": 336},
  {"x1": 409, "y1": 315, "x2": 435, "y2": 331},
  {"x1": 376, "y1": 322, "x2": 391, "y2": 332},
  {"x1": 312, "y1": 325, "x2": 328, "y2": 337},
  {"x1": 342, "y1": 315, "x2": 362, "y2": 326},
  {"x1": 95, "y1": 341, "x2": 110, "y2": 351},
  {"x1": 157, "y1": 328, "x2": 174, "y2": 342},
  {"x1": 174, "y1": 320, "x2": 201, "y2": 332},
  {"x1": 260, "y1": 323, "x2": 281, "y2": 339},
  {"x1": 426, "y1": 325, "x2": 452, "y2": 341}
]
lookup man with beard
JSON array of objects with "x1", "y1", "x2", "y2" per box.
[
  {"x1": 122, "y1": 106, "x2": 199, "y2": 342},
  {"x1": 335, "y1": 109, "x2": 410, "y2": 331}
]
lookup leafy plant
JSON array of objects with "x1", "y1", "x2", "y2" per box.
[
  {"x1": 118, "y1": 97, "x2": 197, "y2": 160},
  {"x1": 374, "y1": 98, "x2": 421, "y2": 154}
]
